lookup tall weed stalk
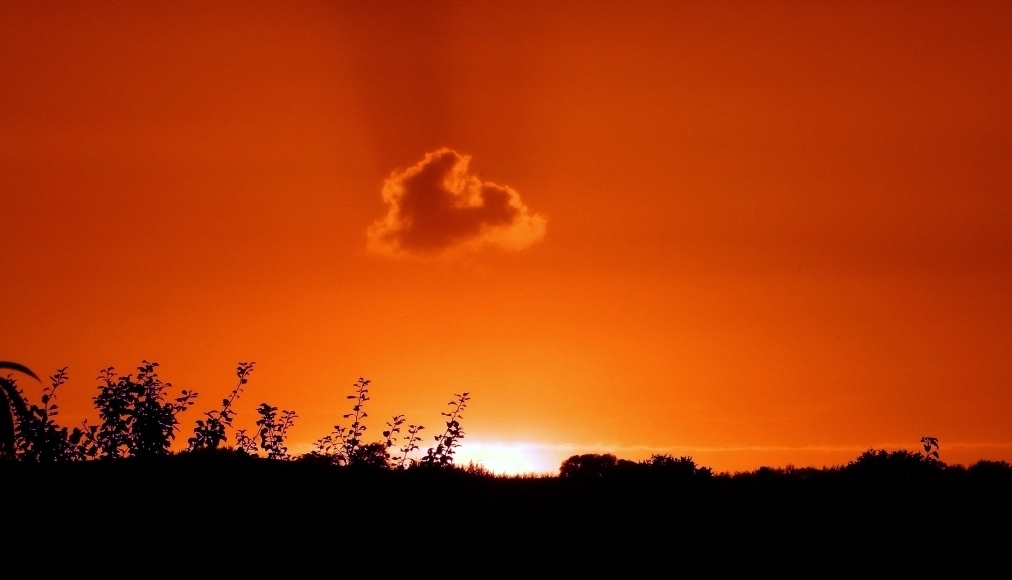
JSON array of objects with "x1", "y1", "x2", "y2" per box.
[
  {"x1": 188, "y1": 362, "x2": 254, "y2": 451},
  {"x1": 420, "y1": 392, "x2": 470, "y2": 468}
]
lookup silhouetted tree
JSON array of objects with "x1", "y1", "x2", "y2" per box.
[
  {"x1": 641, "y1": 454, "x2": 711, "y2": 479},
  {"x1": 559, "y1": 453, "x2": 620, "y2": 478},
  {"x1": 967, "y1": 459, "x2": 1012, "y2": 480},
  {"x1": 349, "y1": 441, "x2": 390, "y2": 468},
  {"x1": 845, "y1": 449, "x2": 944, "y2": 479}
]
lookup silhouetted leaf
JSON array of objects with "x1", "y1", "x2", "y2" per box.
[{"x1": 0, "y1": 362, "x2": 40, "y2": 381}]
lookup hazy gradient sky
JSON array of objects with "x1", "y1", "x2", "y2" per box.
[{"x1": 3, "y1": 1, "x2": 1010, "y2": 473}]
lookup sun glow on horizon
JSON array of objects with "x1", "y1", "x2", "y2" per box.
[{"x1": 455, "y1": 442, "x2": 558, "y2": 476}]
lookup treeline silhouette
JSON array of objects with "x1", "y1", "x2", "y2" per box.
[{"x1": 2, "y1": 360, "x2": 1010, "y2": 556}]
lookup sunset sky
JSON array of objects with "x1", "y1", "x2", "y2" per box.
[{"x1": 3, "y1": 1, "x2": 1010, "y2": 474}]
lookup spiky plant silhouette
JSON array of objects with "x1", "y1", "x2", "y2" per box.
[{"x1": 0, "y1": 361, "x2": 39, "y2": 459}]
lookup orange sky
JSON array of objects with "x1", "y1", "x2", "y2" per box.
[{"x1": 3, "y1": 1, "x2": 1010, "y2": 474}]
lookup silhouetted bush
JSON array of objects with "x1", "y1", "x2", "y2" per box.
[
  {"x1": 14, "y1": 367, "x2": 90, "y2": 462},
  {"x1": 91, "y1": 361, "x2": 197, "y2": 458},
  {"x1": 249, "y1": 402, "x2": 297, "y2": 459}
]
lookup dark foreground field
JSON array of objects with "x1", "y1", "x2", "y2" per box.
[
  {"x1": 4, "y1": 450, "x2": 1010, "y2": 562},
  {"x1": 5, "y1": 363, "x2": 1006, "y2": 563}
]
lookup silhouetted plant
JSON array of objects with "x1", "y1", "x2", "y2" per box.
[
  {"x1": 69, "y1": 420, "x2": 100, "y2": 460},
  {"x1": 396, "y1": 423, "x2": 425, "y2": 469},
  {"x1": 342, "y1": 377, "x2": 370, "y2": 461},
  {"x1": 0, "y1": 361, "x2": 39, "y2": 459},
  {"x1": 383, "y1": 414, "x2": 404, "y2": 449},
  {"x1": 252, "y1": 403, "x2": 296, "y2": 460},
  {"x1": 2, "y1": 363, "x2": 94, "y2": 462},
  {"x1": 234, "y1": 428, "x2": 258, "y2": 455},
  {"x1": 313, "y1": 425, "x2": 349, "y2": 464},
  {"x1": 311, "y1": 379, "x2": 425, "y2": 468},
  {"x1": 921, "y1": 436, "x2": 940, "y2": 463},
  {"x1": 310, "y1": 377, "x2": 371, "y2": 466},
  {"x1": 352, "y1": 412, "x2": 402, "y2": 467},
  {"x1": 420, "y1": 392, "x2": 470, "y2": 467},
  {"x1": 92, "y1": 361, "x2": 197, "y2": 458},
  {"x1": 188, "y1": 362, "x2": 254, "y2": 451},
  {"x1": 14, "y1": 367, "x2": 89, "y2": 462}
]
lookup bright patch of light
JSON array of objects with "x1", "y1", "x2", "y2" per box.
[{"x1": 455, "y1": 442, "x2": 557, "y2": 476}]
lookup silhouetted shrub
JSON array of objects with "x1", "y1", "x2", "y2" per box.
[
  {"x1": 348, "y1": 441, "x2": 390, "y2": 468},
  {"x1": 92, "y1": 361, "x2": 197, "y2": 458},
  {"x1": 252, "y1": 402, "x2": 297, "y2": 460},
  {"x1": 13, "y1": 367, "x2": 90, "y2": 462}
]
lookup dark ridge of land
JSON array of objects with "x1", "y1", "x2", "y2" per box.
[{"x1": 4, "y1": 450, "x2": 1010, "y2": 559}]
